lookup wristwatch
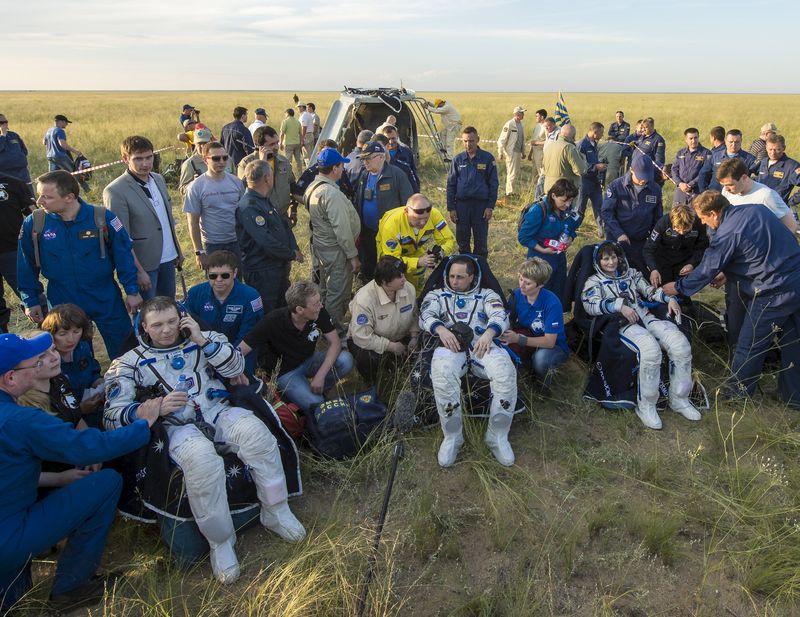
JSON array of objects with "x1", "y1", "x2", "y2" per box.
[{"x1": 194, "y1": 250, "x2": 206, "y2": 256}]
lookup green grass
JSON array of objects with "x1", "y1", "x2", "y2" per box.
[{"x1": 5, "y1": 91, "x2": 800, "y2": 616}]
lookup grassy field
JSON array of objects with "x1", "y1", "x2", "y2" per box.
[{"x1": 6, "y1": 91, "x2": 800, "y2": 617}]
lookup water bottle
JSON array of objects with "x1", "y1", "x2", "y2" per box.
[{"x1": 174, "y1": 374, "x2": 190, "y2": 393}]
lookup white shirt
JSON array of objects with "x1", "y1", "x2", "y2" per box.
[
  {"x1": 722, "y1": 181, "x2": 791, "y2": 220},
  {"x1": 248, "y1": 119, "x2": 265, "y2": 136},
  {"x1": 299, "y1": 111, "x2": 314, "y2": 135},
  {"x1": 145, "y1": 175, "x2": 179, "y2": 263}
]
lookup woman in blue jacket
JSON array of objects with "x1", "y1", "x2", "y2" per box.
[{"x1": 517, "y1": 178, "x2": 579, "y2": 299}]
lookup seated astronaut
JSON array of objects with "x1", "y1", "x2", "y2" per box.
[
  {"x1": 104, "y1": 297, "x2": 305, "y2": 584},
  {"x1": 419, "y1": 255, "x2": 518, "y2": 468},
  {"x1": 580, "y1": 241, "x2": 701, "y2": 430}
]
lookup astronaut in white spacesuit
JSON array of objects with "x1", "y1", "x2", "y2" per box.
[
  {"x1": 420, "y1": 255, "x2": 518, "y2": 467},
  {"x1": 104, "y1": 297, "x2": 305, "y2": 584},
  {"x1": 581, "y1": 241, "x2": 701, "y2": 430}
]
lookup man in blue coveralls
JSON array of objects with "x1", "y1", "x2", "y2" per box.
[
  {"x1": 663, "y1": 191, "x2": 800, "y2": 406},
  {"x1": 756, "y1": 134, "x2": 800, "y2": 206},
  {"x1": 697, "y1": 129, "x2": 757, "y2": 192},
  {"x1": 446, "y1": 126, "x2": 499, "y2": 257},
  {"x1": 670, "y1": 127, "x2": 711, "y2": 204},
  {"x1": 576, "y1": 122, "x2": 609, "y2": 235},
  {"x1": 0, "y1": 331, "x2": 160, "y2": 613},
  {"x1": 17, "y1": 171, "x2": 142, "y2": 359}
]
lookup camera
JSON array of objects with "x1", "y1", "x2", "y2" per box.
[{"x1": 427, "y1": 244, "x2": 444, "y2": 263}]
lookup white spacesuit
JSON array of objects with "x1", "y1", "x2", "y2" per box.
[
  {"x1": 427, "y1": 99, "x2": 462, "y2": 160},
  {"x1": 420, "y1": 256, "x2": 518, "y2": 467},
  {"x1": 104, "y1": 326, "x2": 305, "y2": 584},
  {"x1": 581, "y1": 242, "x2": 701, "y2": 429}
]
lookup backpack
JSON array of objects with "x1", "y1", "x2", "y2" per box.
[
  {"x1": 31, "y1": 205, "x2": 109, "y2": 269},
  {"x1": 304, "y1": 387, "x2": 388, "y2": 459},
  {"x1": 517, "y1": 200, "x2": 546, "y2": 232}
]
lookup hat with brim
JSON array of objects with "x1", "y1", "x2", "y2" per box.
[
  {"x1": 630, "y1": 153, "x2": 654, "y2": 183},
  {"x1": 357, "y1": 142, "x2": 386, "y2": 159},
  {"x1": 317, "y1": 148, "x2": 350, "y2": 166},
  {"x1": 0, "y1": 332, "x2": 53, "y2": 375},
  {"x1": 54, "y1": 114, "x2": 72, "y2": 124}
]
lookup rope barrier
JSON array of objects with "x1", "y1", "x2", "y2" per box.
[{"x1": 69, "y1": 145, "x2": 179, "y2": 176}]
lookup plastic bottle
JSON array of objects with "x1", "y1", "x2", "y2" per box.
[{"x1": 174, "y1": 374, "x2": 190, "y2": 393}]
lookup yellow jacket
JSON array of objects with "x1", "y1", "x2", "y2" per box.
[{"x1": 376, "y1": 207, "x2": 456, "y2": 292}]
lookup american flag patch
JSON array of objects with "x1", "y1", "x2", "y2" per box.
[
  {"x1": 251, "y1": 297, "x2": 263, "y2": 312},
  {"x1": 110, "y1": 216, "x2": 123, "y2": 232}
]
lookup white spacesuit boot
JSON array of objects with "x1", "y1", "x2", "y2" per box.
[
  {"x1": 636, "y1": 362, "x2": 662, "y2": 430},
  {"x1": 207, "y1": 526, "x2": 240, "y2": 585},
  {"x1": 437, "y1": 404, "x2": 464, "y2": 467},
  {"x1": 484, "y1": 408, "x2": 515, "y2": 467},
  {"x1": 219, "y1": 409, "x2": 306, "y2": 542},
  {"x1": 668, "y1": 358, "x2": 701, "y2": 421}
]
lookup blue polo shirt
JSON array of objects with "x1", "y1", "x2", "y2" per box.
[
  {"x1": 509, "y1": 288, "x2": 569, "y2": 353},
  {"x1": 44, "y1": 126, "x2": 68, "y2": 158}
]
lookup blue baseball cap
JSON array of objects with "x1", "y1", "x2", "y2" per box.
[
  {"x1": 317, "y1": 148, "x2": 350, "y2": 167},
  {"x1": 630, "y1": 153, "x2": 654, "y2": 182},
  {"x1": 0, "y1": 332, "x2": 53, "y2": 375}
]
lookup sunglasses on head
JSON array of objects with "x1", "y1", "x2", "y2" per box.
[
  {"x1": 410, "y1": 206, "x2": 432, "y2": 214},
  {"x1": 208, "y1": 272, "x2": 232, "y2": 280},
  {"x1": 209, "y1": 154, "x2": 229, "y2": 162}
]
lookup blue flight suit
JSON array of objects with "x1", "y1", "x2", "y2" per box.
[
  {"x1": 17, "y1": 200, "x2": 139, "y2": 359},
  {"x1": 608, "y1": 121, "x2": 630, "y2": 142},
  {"x1": 676, "y1": 204, "x2": 800, "y2": 404},
  {"x1": 220, "y1": 119, "x2": 255, "y2": 167},
  {"x1": 636, "y1": 131, "x2": 666, "y2": 168},
  {"x1": 0, "y1": 391, "x2": 150, "y2": 611},
  {"x1": 61, "y1": 340, "x2": 101, "y2": 401},
  {"x1": 576, "y1": 135, "x2": 604, "y2": 227},
  {"x1": 697, "y1": 149, "x2": 757, "y2": 192},
  {"x1": 756, "y1": 154, "x2": 800, "y2": 206},
  {"x1": 517, "y1": 200, "x2": 579, "y2": 299},
  {"x1": 671, "y1": 145, "x2": 711, "y2": 203},
  {"x1": 0, "y1": 130, "x2": 31, "y2": 185},
  {"x1": 235, "y1": 189, "x2": 298, "y2": 314},
  {"x1": 446, "y1": 147, "x2": 499, "y2": 256},
  {"x1": 185, "y1": 279, "x2": 264, "y2": 372},
  {"x1": 389, "y1": 145, "x2": 420, "y2": 193},
  {"x1": 601, "y1": 173, "x2": 663, "y2": 274}
]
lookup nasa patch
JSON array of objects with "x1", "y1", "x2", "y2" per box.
[
  {"x1": 43, "y1": 230, "x2": 57, "y2": 240},
  {"x1": 203, "y1": 302, "x2": 214, "y2": 312},
  {"x1": 356, "y1": 314, "x2": 369, "y2": 325},
  {"x1": 386, "y1": 239, "x2": 398, "y2": 250}
]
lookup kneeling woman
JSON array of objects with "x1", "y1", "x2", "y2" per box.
[
  {"x1": 517, "y1": 178, "x2": 579, "y2": 300},
  {"x1": 500, "y1": 258, "x2": 570, "y2": 386},
  {"x1": 347, "y1": 256, "x2": 420, "y2": 382}
]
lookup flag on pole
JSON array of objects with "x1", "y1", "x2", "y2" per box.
[{"x1": 554, "y1": 91, "x2": 571, "y2": 126}]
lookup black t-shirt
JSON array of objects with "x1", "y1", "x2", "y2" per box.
[
  {"x1": 244, "y1": 306, "x2": 335, "y2": 375},
  {"x1": 0, "y1": 175, "x2": 34, "y2": 252}
]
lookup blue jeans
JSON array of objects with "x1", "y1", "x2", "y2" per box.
[
  {"x1": 142, "y1": 259, "x2": 177, "y2": 301},
  {"x1": 276, "y1": 350, "x2": 354, "y2": 412},
  {"x1": 48, "y1": 155, "x2": 74, "y2": 172},
  {"x1": 0, "y1": 469, "x2": 122, "y2": 611},
  {"x1": 157, "y1": 505, "x2": 260, "y2": 569},
  {"x1": 531, "y1": 345, "x2": 569, "y2": 386}
]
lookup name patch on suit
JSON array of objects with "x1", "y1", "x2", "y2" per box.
[
  {"x1": 378, "y1": 183, "x2": 391, "y2": 192},
  {"x1": 645, "y1": 195, "x2": 657, "y2": 203},
  {"x1": 226, "y1": 305, "x2": 243, "y2": 314},
  {"x1": 79, "y1": 230, "x2": 99, "y2": 240},
  {"x1": 477, "y1": 163, "x2": 487, "y2": 170}
]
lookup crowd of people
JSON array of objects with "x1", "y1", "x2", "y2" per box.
[{"x1": 0, "y1": 99, "x2": 799, "y2": 612}]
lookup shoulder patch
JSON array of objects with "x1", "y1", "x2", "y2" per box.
[
  {"x1": 110, "y1": 216, "x2": 123, "y2": 232},
  {"x1": 356, "y1": 313, "x2": 369, "y2": 325},
  {"x1": 386, "y1": 239, "x2": 398, "y2": 250},
  {"x1": 435, "y1": 220, "x2": 446, "y2": 231},
  {"x1": 251, "y1": 297, "x2": 263, "y2": 312}
]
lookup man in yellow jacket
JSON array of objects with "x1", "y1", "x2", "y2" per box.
[{"x1": 376, "y1": 194, "x2": 457, "y2": 293}]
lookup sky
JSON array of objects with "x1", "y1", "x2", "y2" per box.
[{"x1": 5, "y1": 0, "x2": 800, "y2": 92}]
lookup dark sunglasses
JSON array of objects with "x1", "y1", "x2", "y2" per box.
[
  {"x1": 208, "y1": 272, "x2": 232, "y2": 280},
  {"x1": 409, "y1": 206, "x2": 432, "y2": 214},
  {"x1": 209, "y1": 154, "x2": 229, "y2": 162},
  {"x1": 0, "y1": 121, "x2": 8, "y2": 125}
]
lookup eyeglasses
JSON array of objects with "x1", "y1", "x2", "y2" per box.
[
  {"x1": 208, "y1": 272, "x2": 232, "y2": 280},
  {"x1": 409, "y1": 206, "x2": 432, "y2": 214},
  {"x1": 0, "y1": 121, "x2": 8, "y2": 125},
  {"x1": 208, "y1": 155, "x2": 229, "y2": 162},
  {"x1": 14, "y1": 360, "x2": 44, "y2": 371}
]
